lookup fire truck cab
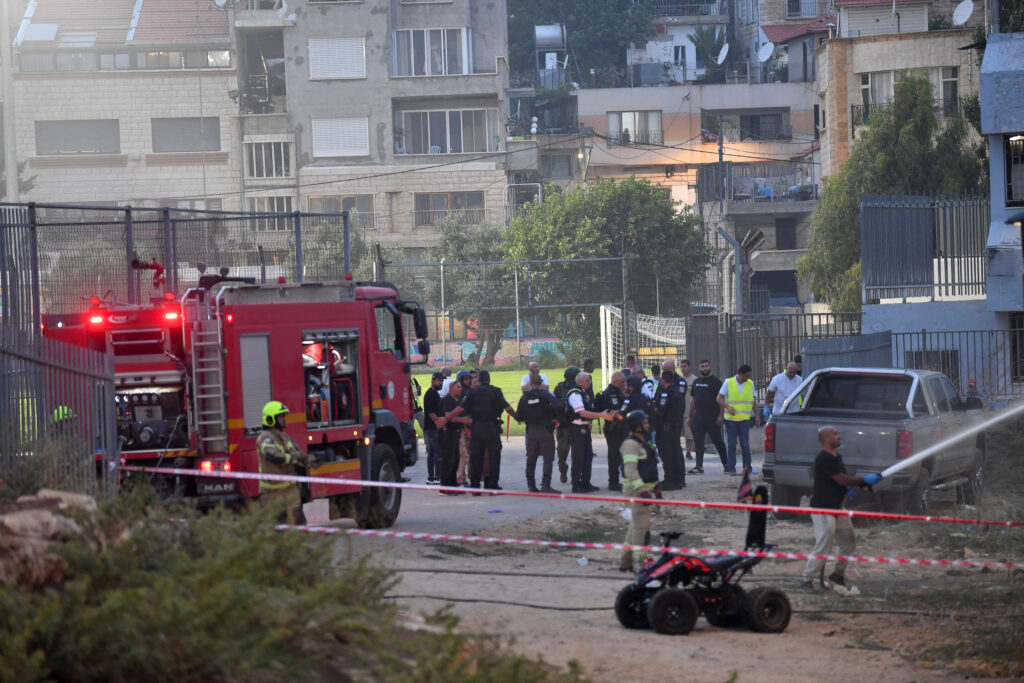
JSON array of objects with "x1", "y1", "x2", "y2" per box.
[{"x1": 43, "y1": 273, "x2": 429, "y2": 529}]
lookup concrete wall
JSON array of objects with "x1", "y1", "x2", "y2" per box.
[
  {"x1": 863, "y1": 299, "x2": 1009, "y2": 333},
  {"x1": 14, "y1": 71, "x2": 242, "y2": 207},
  {"x1": 840, "y1": 4, "x2": 928, "y2": 38}
]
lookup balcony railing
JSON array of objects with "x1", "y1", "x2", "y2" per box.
[
  {"x1": 851, "y1": 99, "x2": 960, "y2": 137},
  {"x1": 609, "y1": 130, "x2": 665, "y2": 146},
  {"x1": 650, "y1": 0, "x2": 724, "y2": 16},
  {"x1": 786, "y1": 0, "x2": 818, "y2": 17},
  {"x1": 412, "y1": 208, "x2": 486, "y2": 228}
]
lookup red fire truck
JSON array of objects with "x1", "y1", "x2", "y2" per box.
[{"x1": 42, "y1": 268, "x2": 430, "y2": 528}]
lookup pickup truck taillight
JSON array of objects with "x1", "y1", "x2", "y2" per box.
[
  {"x1": 897, "y1": 430, "x2": 913, "y2": 458},
  {"x1": 764, "y1": 423, "x2": 775, "y2": 452}
]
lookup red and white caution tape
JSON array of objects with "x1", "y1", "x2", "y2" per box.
[
  {"x1": 280, "y1": 524, "x2": 1024, "y2": 571},
  {"x1": 120, "y1": 464, "x2": 1024, "y2": 528}
]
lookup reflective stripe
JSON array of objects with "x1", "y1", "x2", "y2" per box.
[
  {"x1": 724, "y1": 377, "x2": 754, "y2": 422},
  {"x1": 259, "y1": 479, "x2": 290, "y2": 490}
]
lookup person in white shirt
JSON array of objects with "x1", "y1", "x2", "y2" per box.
[
  {"x1": 521, "y1": 361, "x2": 549, "y2": 393},
  {"x1": 439, "y1": 367, "x2": 455, "y2": 398},
  {"x1": 766, "y1": 362, "x2": 802, "y2": 414}
]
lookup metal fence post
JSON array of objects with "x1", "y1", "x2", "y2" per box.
[
  {"x1": 124, "y1": 205, "x2": 136, "y2": 304},
  {"x1": 293, "y1": 211, "x2": 303, "y2": 282},
  {"x1": 161, "y1": 207, "x2": 173, "y2": 295},
  {"x1": 514, "y1": 264, "x2": 522, "y2": 363},
  {"x1": 27, "y1": 202, "x2": 41, "y2": 334},
  {"x1": 343, "y1": 211, "x2": 351, "y2": 275}
]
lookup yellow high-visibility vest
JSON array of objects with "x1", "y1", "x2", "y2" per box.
[{"x1": 724, "y1": 377, "x2": 754, "y2": 422}]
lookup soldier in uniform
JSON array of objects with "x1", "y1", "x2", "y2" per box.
[
  {"x1": 442, "y1": 369, "x2": 515, "y2": 494},
  {"x1": 619, "y1": 410, "x2": 660, "y2": 572},
  {"x1": 553, "y1": 366, "x2": 580, "y2": 484},
  {"x1": 595, "y1": 371, "x2": 627, "y2": 491},
  {"x1": 257, "y1": 401, "x2": 319, "y2": 525},
  {"x1": 515, "y1": 373, "x2": 561, "y2": 493}
]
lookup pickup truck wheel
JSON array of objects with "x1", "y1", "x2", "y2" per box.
[
  {"x1": 770, "y1": 485, "x2": 802, "y2": 520},
  {"x1": 902, "y1": 468, "x2": 931, "y2": 516},
  {"x1": 956, "y1": 447, "x2": 985, "y2": 506},
  {"x1": 356, "y1": 444, "x2": 402, "y2": 529}
]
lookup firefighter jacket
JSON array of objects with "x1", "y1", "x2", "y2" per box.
[
  {"x1": 515, "y1": 388, "x2": 559, "y2": 429},
  {"x1": 257, "y1": 428, "x2": 312, "y2": 491},
  {"x1": 621, "y1": 434, "x2": 659, "y2": 493}
]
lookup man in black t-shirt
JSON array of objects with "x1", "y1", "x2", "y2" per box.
[
  {"x1": 686, "y1": 359, "x2": 728, "y2": 474},
  {"x1": 422, "y1": 372, "x2": 444, "y2": 485},
  {"x1": 800, "y1": 426, "x2": 882, "y2": 590}
]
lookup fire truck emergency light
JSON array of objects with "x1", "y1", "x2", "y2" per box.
[
  {"x1": 164, "y1": 311, "x2": 179, "y2": 321},
  {"x1": 225, "y1": 313, "x2": 234, "y2": 323},
  {"x1": 89, "y1": 315, "x2": 104, "y2": 324},
  {"x1": 89, "y1": 296, "x2": 101, "y2": 306}
]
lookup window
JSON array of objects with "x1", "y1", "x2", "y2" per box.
[
  {"x1": 35, "y1": 120, "x2": 120, "y2": 155},
  {"x1": 787, "y1": 0, "x2": 816, "y2": 17},
  {"x1": 143, "y1": 51, "x2": 182, "y2": 69},
  {"x1": 309, "y1": 38, "x2": 365, "y2": 79},
  {"x1": 941, "y1": 67, "x2": 959, "y2": 115},
  {"x1": 99, "y1": 53, "x2": 131, "y2": 70},
  {"x1": 151, "y1": 117, "x2": 220, "y2": 153},
  {"x1": 308, "y1": 195, "x2": 375, "y2": 228},
  {"x1": 1008, "y1": 134, "x2": 1024, "y2": 207},
  {"x1": 245, "y1": 141, "x2": 292, "y2": 177},
  {"x1": 56, "y1": 52, "x2": 96, "y2": 71},
  {"x1": 396, "y1": 109, "x2": 497, "y2": 154},
  {"x1": 927, "y1": 377, "x2": 949, "y2": 413},
  {"x1": 312, "y1": 118, "x2": 369, "y2": 157},
  {"x1": 375, "y1": 305, "x2": 403, "y2": 358},
  {"x1": 606, "y1": 111, "x2": 663, "y2": 145},
  {"x1": 860, "y1": 71, "x2": 892, "y2": 108},
  {"x1": 673, "y1": 45, "x2": 686, "y2": 68},
  {"x1": 740, "y1": 113, "x2": 784, "y2": 141},
  {"x1": 540, "y1": 154, "x2": 572, "y2": 178},
  {"x1": 20, "y1": 53, "x2": 55, "y2": 71},
  {"x1": 247, "y1": 196, "x2": 293, "y2": 231},
  {"x1": 394, "y1": 27, "x2": 468, "y2": 76},
  {"x1": 414, "y1": 191, "x2": 483, "y2": 226}
]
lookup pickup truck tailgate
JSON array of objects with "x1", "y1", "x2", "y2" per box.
[{"x1": 772, "y1": 415, "x2": 904, "y2": 485}]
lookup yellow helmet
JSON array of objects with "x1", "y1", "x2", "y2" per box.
[{"x1": 262, "y1": 401, "x2": 289, "y2": 428}]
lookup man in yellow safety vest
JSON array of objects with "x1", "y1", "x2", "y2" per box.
[
  {"x1": 257, "y1": 400, "x2": 319, "y2": 524},
  {"x1": 716, "y1": 364, "x2": 760, "y2": 475}
]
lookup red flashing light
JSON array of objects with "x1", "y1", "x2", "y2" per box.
[
  {"x1": 165, "y1": 311, "x2": 179, "y2": 321},
  {"x1": 89, "y1": 315, "x2": 104, "y2": 325},
  {"x1": 89, "y1": 296, "x2": 101, "y2": 307},
  {"x1": 223, "y1": 462, "x2": 231, "y2": 472},
  {"x1": 225, "y1": 313, "x2": 234, "y2": 323},
  {"x1": 164, "y1": 292, "x2": 175, "y2": 301},
  {"x1": 199, "y1": 460, "x2": 214, "y2": 472},
  {"x1": 345, "y1": 273, "x2": 353, "y2": 280},
  {"x1": 764, "y1": 423, "x2": 775, "y2": 453},
  {"x1": 278, "y1": 276, "x2": 287, "y2": 284}
]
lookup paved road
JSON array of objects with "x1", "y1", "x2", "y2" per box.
[{"x1": 305, "y1": 432, "x2": 766, "y2": 534}]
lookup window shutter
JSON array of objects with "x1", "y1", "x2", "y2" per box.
[
  {"x1": 312, "y1": 118, "x2": 369, "y2": 157},
  {"x1": 309, "y1": 38, "x2": 365, "y2": 79}
]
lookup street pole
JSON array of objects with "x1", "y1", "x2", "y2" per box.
[
  {"x1": 514, "y1": 265, "x2": 522, "y2": 364},
  {"x1": 1, "y1": 0, "x2": 19, "y2": 202},
  {"x1": 440, "y1": 258, "x2": 447, "y2": 366}
]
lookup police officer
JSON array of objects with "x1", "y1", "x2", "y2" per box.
[
  {"x1": 622, "y1": 374, "x2": 652, "y2": 416},
  {"x1": 654, "y1": 370, "x2": 686, "y2": 491},
  {"x1": 565, "y1": 371, "x2": 614, "y2": 493},
  {"x1": 619, "y1": 410, "x2": 660, "y2": 572},
  {"x1": 443, "y1": 369, "x2": 515, "y2": 494},
  {"x1": 663, "y1": 359, "x2": 689, "y2": 462},
  {"x1": 515, "y1": 373, "x2": 561, "y2": 493},
  {"x1": 553, "y1": 366, "x2": 580, "y2": 484},
  {"x1": 595, "y1": 371, "x2": 627, "y2": 491},
  {"x1": 257, "y1": 401, "x2": 319, "y2": 525}
]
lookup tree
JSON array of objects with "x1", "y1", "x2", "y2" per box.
[
  {"x1": 688, "y1": 26, "x2": 727, "y2": 84},
  {"x1": 504, "y1": 177, "x2": 716, "y2": 362},
  {"x1": 508, "y1": 0, "x2": 653, "y2": 84},
  {"x1": 796, "y1": 76, "x2": 983, "y2": 311},
  {"x1": 429, "y1": 216, "x2": 513, "y2": 366}
]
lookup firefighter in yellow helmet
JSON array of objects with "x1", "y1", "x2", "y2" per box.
[
  {"x1": 51, "y1": 405, "x2": 78, "y2": 437},
  {"x1": 257, "y1": 401, "x2": 318, "y2": 525}
]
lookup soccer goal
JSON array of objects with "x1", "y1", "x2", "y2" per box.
[{"x1": 600, "y1": 305, "x2": 689, "y2": 381}]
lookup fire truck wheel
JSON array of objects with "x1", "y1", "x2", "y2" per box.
[
  {"x1": 646, "y1": 588, "x2": 698, "y2": 635},
  {"x1": 357, "y1": 444, "x2": 402, "y2": 529},
  {"x1": 745, "y1": 587, "x2": 791, "y2": 633}
]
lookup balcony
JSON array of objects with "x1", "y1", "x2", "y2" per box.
[
  {"x1": 234, "y1": 1, "x2": 296, "y2": 28},
  {"x1": 850, "y1": 99, "x2": 959, "y2": 137},
  {"x1": 651, "y1": 0, "x2": 726, "y2": 16},
  {"x1": 608, "y1": 130, "x2": 665, "y2": 146}
]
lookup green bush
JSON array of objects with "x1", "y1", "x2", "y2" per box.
[{"x1": 0, "y1": 487, "x2": 586, "y2": 682}]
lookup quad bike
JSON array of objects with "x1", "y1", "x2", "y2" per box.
[{"x1": 615, "y1": 485, "x2": 792, "y2": 635}]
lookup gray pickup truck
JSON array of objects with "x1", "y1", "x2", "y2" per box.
[{"x1": 762, "y1": 368, "x2": 985, "y2": 514}]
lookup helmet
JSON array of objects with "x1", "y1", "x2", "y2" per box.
[
  {"x1": 262, "y1": 400, "x2": 289, "y2": 428},
  {"x1": 625, "y1": 375, "x2": 643, "y2": 390},
  {"x1": 625, "y1": 409, "x2": 649, "y2": 431},
  {"x1": 564, "y1": 365, "x2": 581, "y2": 381},
  {"x1": 457, "y1": 370, "x2": 471, "y2": 381}
]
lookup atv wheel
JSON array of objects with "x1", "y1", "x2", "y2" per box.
[
  {"x1": 614, "y1": 584, "x2": 650, "y2": 630},
  {"x1": 745, "y1": 587, "x2": 792, "y2": 633},
  {"x1": 956, "y1": 447, "x2": 985, "y2": 506},
  {"x1": 356, "y1": 444, "x2": 402, "y2": 529},
  {"x1": 704, "y1": 584, "x2": 749, "y2": 628},
  {"x1": 647, "y1": 588, "x2": 699, "y2": 635}
]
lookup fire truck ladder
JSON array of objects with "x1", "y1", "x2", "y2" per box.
[{"x1": 191, "y1": 320, "x2": 228, "y2": 454}]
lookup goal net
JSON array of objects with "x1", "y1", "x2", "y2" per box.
[{"x1": 600, "y1": 305, "x2": 689, "y2": 381}]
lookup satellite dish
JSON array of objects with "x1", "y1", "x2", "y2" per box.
[
  {"x1": 758, "y1": 42, "x2": 775, "y2": 63},
  {"x1": 952, "y1": 0, "x2": 974, "y2": 25},
  {"x1": 716, "y1": 43, "x2": 729, "y2": 66},
  {"x1": 213, "y1": 0, "x2": 228, "y2": 7}
]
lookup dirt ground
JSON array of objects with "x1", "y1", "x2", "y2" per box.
[{"x1": 345, "y1": 446, "x2": 1024, "y2": 682}]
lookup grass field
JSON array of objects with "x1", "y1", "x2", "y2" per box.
[{"x1": 413, "y1": 368, "x2": 605, "y2": 437}]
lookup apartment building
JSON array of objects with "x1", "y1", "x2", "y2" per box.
[
  {"x1": 9, "y1": 0, "x2": 241, "y2": 209},
  {"x1": 234, "y1": 0, "x2": 508, "y2": 254},
  {"x1": 815, "y1": 0, "x2": 982, "y2": 176}
]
